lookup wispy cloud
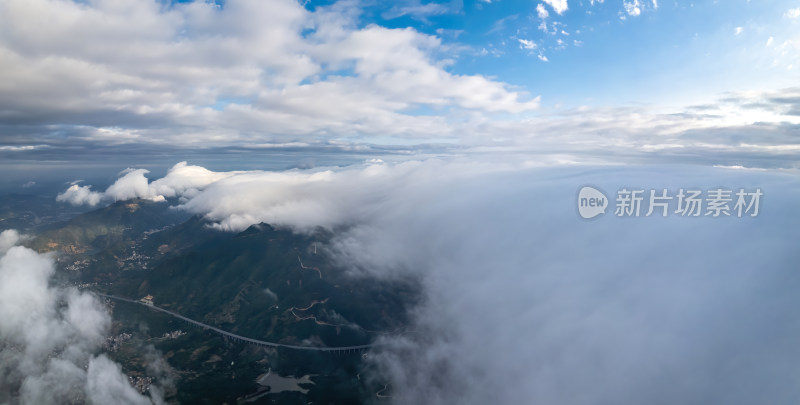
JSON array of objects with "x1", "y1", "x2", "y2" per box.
[
  {"x1": 518, "y1": 38, "x2": 538, "y2": 50},
  {"x1": 381, "y1": 0, "x2": 456, "y2": 21}
]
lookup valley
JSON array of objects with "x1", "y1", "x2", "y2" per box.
[{"x1": 18, "y1": 196, "x2": 418, "y2": 404}]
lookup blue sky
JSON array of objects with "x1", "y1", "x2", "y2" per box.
[
  {"x1": 300, "y1": 0, "x2": 799, "y2": 107},
  {"x1": 0, "y1": 0, "x2": 798, "y2": 172}
]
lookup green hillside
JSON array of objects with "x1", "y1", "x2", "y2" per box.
[
  {"x1": 108, "y1": 223, "x2": 417, "y2": 348},
  {"x1": 29, "y1": 198, "x2": 190, "y2": 255},
  {"x1": 28, "y1": 199, "x2": 416, "y2": 403}
]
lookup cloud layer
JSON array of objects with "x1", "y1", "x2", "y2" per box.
[
  {"x1": 0, "y1": 230, "x2": 159, "y2": 404},
  {"x1": 59, "y1": 161, "x2": 800, "y2": 404},
  {"x1": 0, "y1": 1, "x2": 797, "y2": 169},
  {"x1": 350, "y1": 165, "x2": 800, "y2": 404},
  {"x1": 0, "y1": 0, "x2": 537, "y2": 150}
]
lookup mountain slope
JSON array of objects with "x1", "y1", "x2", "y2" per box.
[
  {"x1": 29, "y1": 198, "x2": 190, "y2": 254},
  {"x1": 108, "y1": 223, "x2": 417, "y2": 349}
]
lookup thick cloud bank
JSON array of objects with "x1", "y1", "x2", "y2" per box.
[
  {"x1": 0, "y1": 230, "x2": 159, "y2": 404},
  {"x1": 349, "y1": 166, "x2": 800, "y2": 405},
  {"x1": 60, "y1": 161, "x2": 800, "y2": 404}
]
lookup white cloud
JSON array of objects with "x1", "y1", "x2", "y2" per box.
[
  {"x1": 538, "y1": 54, "x2": 550, "y2": 62},
  {"x1": 175, "y1": 162, "x2": 459, "y2": 232},
  {"x1": 0, "y1": 229, "x2": 21, "y2": 254},
  {"x1": 543, "y1": 0, "x2": 568, "y2": 15},
  {"x1": 538, "y1": 20, "x2": 549, "y2": 33},
  {"x1": 56, "y1": 184, "x2": 104, "y2": 207},
  {"x1": 56, "y1": 161, "x2": 246, "y2": 206},
  {"x1": 735, "y1": 26, "x2": 744, "y2": 35},
  {"x1": 350, "y1": 165, "x2": 800, "y2": 405},
  {"x1": 536, "y1": 3, "x2": 549, "y2": 19},
  {"x1": 518, "y1": 38, "x2": 538, "y2": 50},
  {"x1": 105, "y1": 169, "x2": 152, "y2": 202},
  {"x1": 0, "y1": 231, "x2": 160, "y2": 404},
  {"x1": 86, "y1": 356, "x2": 152, "y2": 405},
  {"x1": 785, "y1": 8, "x2": 800, "y2": 19},
  {"x1": 0, "y1": 0, "x2": 540, "y2": 149},
  {"x1": 767, "y1": 36, "x2": 774, "y2": 46},
  {"x1": 624, "y1": 0, "x2": 641, "y2": 16},
  {"x1": 148, "y1": 161, "x2": 243, "y2": 198}
]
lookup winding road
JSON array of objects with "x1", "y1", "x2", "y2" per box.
[{"x1": 96, "y1": 293, "x2": 375, "y2": 352}]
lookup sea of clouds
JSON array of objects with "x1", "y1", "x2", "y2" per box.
[{"x1": 54, "y1": 160, "x2": 800, "y2": 404}]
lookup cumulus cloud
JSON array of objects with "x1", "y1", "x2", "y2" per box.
[
  {"x1": 620, "y1": 0, "x2": 662, "y2": 18},
  {"x1": 624, "y1": 0, "x2": 641, "y2": 16},
  {"x1": 105, "y1": 169, "x2": 153, "y2": 202},
  {"x1": 543, "y1": 0, "x2": 568, "y2": 14},
  {"x1": 0, "y1": 229, "x2": 21, "y2": 254},
  {"x1": 536, "y1": 3, "x2": 549, "y2": 19},
  {"x1": 56, "y1": 184, "x2": 104, "y2": 207},
  {"x1": 148, "y1": 161, "x2": 242, "y2": 198},
  {"x1": 0, "y1": 229, "x2": 159, "y2": 404},
  {"x1": 56, "y1": 161, "x2": 245, "y2": 206},
  {"x1": 0, "y1": 0, "x2": 539, "y2": 152},
  {"x1": 62, "y1": 161, "x2": 800, "y2": 404}
]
